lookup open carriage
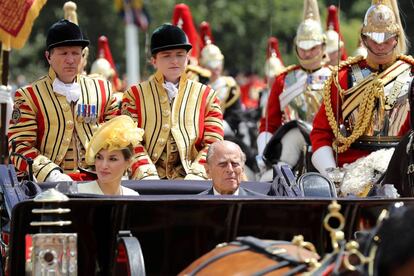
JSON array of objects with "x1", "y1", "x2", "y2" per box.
[{"x1": 0, "y1": 164, "x2": 413, "y2": 275}]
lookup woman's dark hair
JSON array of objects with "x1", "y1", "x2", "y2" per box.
[{"x1": 121, "y1": 144, "x2": 134, "y2": 161}]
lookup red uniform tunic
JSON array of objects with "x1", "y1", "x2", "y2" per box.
[
  {"x1": 259, "y1": 65, "x2": 331, "y2": 134},
  {"x1": 311, "y1": 57, "x2": 414, "y2": 167}
]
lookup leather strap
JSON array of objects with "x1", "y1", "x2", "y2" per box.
[
  {"x1": 251, "y1": 260, "x2": 290, "y2": 276},
  {"x1": 236, "y1": 236, "x2": 301, "y2": 263},
  {"x1": 283, "y1": 263, "x2": 308, "y2": 276},
  {"x1": 114, "y1": 231, "x2": 146, "y2": 276},
  {"x1": 186, "y1": 245, "x2": 250, "y2": 276},
  {"x1": 279, "y1": 71, "x2": 308, "y2": 109}
]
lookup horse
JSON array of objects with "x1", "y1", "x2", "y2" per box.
[
  {"x1": 179, "y1": 201, "x2": 343, "y2": 276},
  {"x1": 178, "y1": 236, "x2": 320, "y2": 276},
  {"x1": 179, "y1": 201, "x2": 414, "y2": 276},
  {"x1": 260, "y1": 120, "x2": 314, "y2": 181},
  {"x1": 224, "y1": 108, "x2": 262, "y2": 180},
  {"x1": 382, "y1": 82, "x2": 414, "y2": 197}
]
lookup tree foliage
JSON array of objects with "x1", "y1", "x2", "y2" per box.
[{"x1": 8, "y1": 0, "x2": 414, "y2": 84}]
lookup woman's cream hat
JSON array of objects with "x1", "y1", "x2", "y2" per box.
[{"x1": 85, "y1": 115, "x2": 144, "y2": 165}]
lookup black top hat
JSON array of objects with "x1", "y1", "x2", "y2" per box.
[
  {"x1": 46, "y1": 19, "x2": 90, "y2": 51},
  {"x1": 151, "y1": 23, "x2": 192, "y2": 55}
]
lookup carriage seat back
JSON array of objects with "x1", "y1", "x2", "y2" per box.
[{"x1": 297, "y1": 172, "x2": 337, "y2": 198}]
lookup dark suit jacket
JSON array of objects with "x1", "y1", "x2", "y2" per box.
[{"x1": 198, "y1": 186, "x2": 266, "y2": 196}]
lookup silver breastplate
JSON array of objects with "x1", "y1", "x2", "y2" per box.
[
  {"x1": 344, "y1": 65, "x2": 413, "y2": 138},
  {"x1": 210, "y1": 76, "x2": 237, "y2": 110}
]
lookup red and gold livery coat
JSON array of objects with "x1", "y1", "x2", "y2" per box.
[
  {"x1": 122, "y1": 71, "x2": 224, "y2": 180},
  {"x1": 8, "y1": 68, "x2": 119, "y2": 181}
]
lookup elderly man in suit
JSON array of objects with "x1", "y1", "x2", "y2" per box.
[{"x1": 200, "y1": 140, "x2": 263, "y2": 196}]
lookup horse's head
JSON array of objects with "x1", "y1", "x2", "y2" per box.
[{"x1": 353, "y1": 202, "x2": 414, "y2": 275}]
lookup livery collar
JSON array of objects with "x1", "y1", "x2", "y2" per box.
[{"x1": 154, "y1": 70, "x2": 188, "y2": 89}]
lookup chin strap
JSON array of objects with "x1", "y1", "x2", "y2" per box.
[{"x1": 295, "y1": 47, "x2": 325, "y2": 69}]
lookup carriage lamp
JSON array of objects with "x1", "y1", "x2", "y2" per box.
[
  {"x1": 26, "y1": 188, "x2": 77, "y2": 275},
  {"x1": 30, "y1": 233, "x2": 77, "y2": 275}
]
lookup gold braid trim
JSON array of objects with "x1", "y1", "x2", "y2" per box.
[
  {"x1": 397, "y1": 54, "x2": 414, "y2": 66},
  {"x1": 323, "y1": 55, "x2": 386, "y2": 153},
  {"x1": 278, "y1": 64, "x2": 298, "y2": 76}
]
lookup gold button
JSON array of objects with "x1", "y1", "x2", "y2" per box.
[
  {"x1": 152, "y1": 153, "x2": 158, "y2": 161},
  {"x1": 66, "y1": 120, "x2": 74, "y2": 130},
  {"x1": 62, "y1": 137, "x2": 71, "y2": 146},
  {"x1": 162, "y1": 124, "x2": 170, "y2": 132},
  {"x1": 170, "y1": 145, "x2": 177, "y2": 151},
  {"x1": 160, "y1": 95, "x2": 168, "y2": 103},
  {"x1": 158, "y1": 138, "x2": 166, "y2": 146},
  {"x1": 62, "y1": 103, "x2": 70, "y2": 112},
  {"x1": 162, "y1": 109, "x2": 170, "y2": 117}
]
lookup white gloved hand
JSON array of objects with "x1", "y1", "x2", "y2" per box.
[
  {"x1": 311, "y1": 146, "x2": 336, "y2": 176},
  {"x1": 184, "y1": 173, "x2": 206, "y2": 180},
  {"x1": 257, "y1": 131, "x2": 272, "y2": 156},
  {"x1": 0, "y1": 86, "x2": 13, "y2": 132},
  {"x1": 46, "y1": 169, "x2": 73, "y2": 182}
]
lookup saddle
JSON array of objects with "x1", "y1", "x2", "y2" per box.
[{"x1": 263, "y1": 120, "x2": 312, "y2": 166}]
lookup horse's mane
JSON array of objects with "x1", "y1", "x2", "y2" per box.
[{"x1": 356, "y1": 205, "x2": 414, "y2": 275}]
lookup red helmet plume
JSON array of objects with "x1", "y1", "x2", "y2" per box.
[
  {"x1": 326, "y1": 5, "x2": 347, "y2": 60},
  {"x1": 266, "y1": 37, "x2": 283, "y2": 65},
  {"x1": 96, "y1": 36, "x2": 121, "y2": 90},
  {"x1": 172, "y1": 3, "x2": 201, "y2": 60},
  {"x1": 327, "y1": 5, "x2": 340, "y2": 33},
  {"x1": 199, "y1": 21, "x2": 214, "y2": 50},
  {"x1": 264, "y1": 37, "x2": 285, "y2": 79}
]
